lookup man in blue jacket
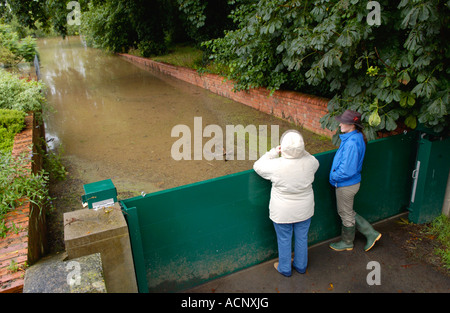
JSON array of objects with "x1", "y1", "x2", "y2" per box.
[{"x1": 329, "y1": 110, "x2": 381, "y2": 252}]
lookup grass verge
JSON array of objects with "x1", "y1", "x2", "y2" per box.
[{"x1": 425, "y1": 215, "x2": 450, "y2": 270}]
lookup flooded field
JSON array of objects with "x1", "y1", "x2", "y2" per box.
[{"x1": 38, "y1": 37, "x2": 335, "y2": 251}]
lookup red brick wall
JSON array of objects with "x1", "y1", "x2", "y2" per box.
[
  {"x1": 119, "y1": 54, "x2": 333, "y2": 138},
  {"x1": 0, "y1": 113, "x2": 46, "y2": 293}
]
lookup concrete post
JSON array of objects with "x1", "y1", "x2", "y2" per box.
[{"x1": 64, "y1": 203, "x2": 138, "y2": 293}]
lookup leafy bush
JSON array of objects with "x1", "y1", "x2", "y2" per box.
[
  {"x1": 0, "y1": 152, "x2": 52, "y2": 222},
  {"x1": 0, "y1": 108, "x2": 25, "y2": 133},
  {"x1": 80, "y1": 0, "x2": 168, "y2": 55},
  {"x1": 0, "y1": 69, "x2": 46, "y2": 113},
  {"x1": 177, "y1": 0, "x2": 236, "y2": 43},
  {"x1": 205, "y1": 0, "x2": 449, "y2": 141},
  {"x1": 0, "y1": 108, "x2": 25, "y2": 153},
  {"x1": 138, "y1": 40, "x2": 168, "y2": 57},
  {"x1": 80, "y1": 1, "x2": 136, "y2": 53},
  {"x1": 0, "y1": 23, "x2": 37, "y2": 66},
  {"x1": 0, "y1": 128, "x2": 13, "y2": 152}
]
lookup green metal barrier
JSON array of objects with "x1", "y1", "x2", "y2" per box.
[
  {"x1": 407, "y1": 134, "x2": 450, "y2": 223},
  {"x1": 121, "y1": 131, "x2": 418, "y2": 292}
]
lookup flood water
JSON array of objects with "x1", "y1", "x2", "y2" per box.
[{"x1": 38, "y1": 36, "x2": 334, "y2": 197}]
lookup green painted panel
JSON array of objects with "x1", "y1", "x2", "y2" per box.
[
  {"x1": 125, "y1": 206, "x2": 149, "y2": 293},
  {"x1": 408, "y1": 135, "x2": 450, "y2": 223},
  {"x1": 81, "y1": 179, "x2": 117, "y2": 209},
  {"x1": 356, "y1": 132, "x2": 417, "y2": 222},
  {"x1": 308, "y1": 150, "x2": 341, "y2": 244},
  {"x1": 122, "y1": 170, "x2": 275, "y2": 292}
]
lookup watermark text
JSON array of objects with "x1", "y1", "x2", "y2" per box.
[{"x1": 171, "y1": 117, "x2": 279, "y2": 161}]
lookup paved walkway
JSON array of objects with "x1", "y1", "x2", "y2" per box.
[{"x1": 185, "y1": 215, "x2": 450, "y2": 293}]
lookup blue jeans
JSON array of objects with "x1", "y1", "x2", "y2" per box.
[{"x1": 273, "y1": 218, "x2": 311, "y2": 277}]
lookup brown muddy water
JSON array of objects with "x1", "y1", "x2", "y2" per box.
[{"x1": 38, "y1": 37, "x2": 335, "y2": 252}]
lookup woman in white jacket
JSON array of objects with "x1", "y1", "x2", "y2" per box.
[{"x1": 253, "y1": 130, "x2": 319, "y2": 277}]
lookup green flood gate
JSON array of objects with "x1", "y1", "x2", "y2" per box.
[{"x1": 120, "y1": 131, "x2": 449, "y2": 292}]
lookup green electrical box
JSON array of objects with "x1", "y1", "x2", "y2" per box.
[{"x1": 81, "y1": 179, "x2": 117, "y2": 209}]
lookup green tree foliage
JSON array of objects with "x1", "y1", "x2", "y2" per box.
[
  {"x1": 0, "y1": 152, "x2": 52, "y2": 222},
  {"x1": 205, "y1": 0, "x2": 449, "y2": 140},
  {"x1": 0, "y1": 0, "x2": 51, "y2": 30},
  {"x1": 1, "y1": 0, "x2": 234, "y2": 53},
  {"x1": 0, "y1": 69, "x2": 46, "y2": 113},
  {"x1": 0, "y1": 23, "x2": 37, "y2": 65},
  {"x1": 0, "y1": 0, "x2": 90, "y2": 37},
  {"x1": 80, "y1": 0, "x2": 138, "y2": 53},
  {"x1": 177, "y1": 0, "x2": 236, "y2": 43},
  {"x1": 80, "y1": 0, "x2": 234, "y2": 56},
  {"x1": 0, "y1": 108, "x2": 25, "y2": 153},
  {"x1": 79, "y1": 0, "x2": 190, "y2": 55}
]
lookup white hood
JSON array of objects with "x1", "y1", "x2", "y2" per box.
[{"x1": 281, "y1": 131, "x2": 305, "y2": 159}]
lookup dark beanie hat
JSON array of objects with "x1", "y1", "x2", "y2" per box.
[{"x1": 335, "y1": 110, "x2": 363, "y2": 128}]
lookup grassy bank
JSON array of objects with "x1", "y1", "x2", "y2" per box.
[
  {"x1": 127, "y1": 44, "x2": 229, "y2": 76},
  {"x1": 425, "y1": 215, "x2": 450, "y2": 270},
  {"x1": 400, "y1": 214, "x2": 450, "y2": 275}
]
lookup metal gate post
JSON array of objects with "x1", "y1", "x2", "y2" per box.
[
  {"x1": 123, "y1": 206, "x2": 149, "y2": 293},
  {"x1": 408, "y1": 133, "x2": 450, "y2": 223}
]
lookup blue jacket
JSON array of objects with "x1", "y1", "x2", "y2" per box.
[{"x1": 329, "y1": 130, "x2": 366, "y2": 188}]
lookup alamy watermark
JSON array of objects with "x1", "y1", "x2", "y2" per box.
[
  {"x1": 366, "y1": 261, "x2": 381, "y2": 285},
  {"x1": 66, "y1": 260, "x2": 81, "y2": 286},
  {"x1": 65, "y1": 1, "x2": 380, "y2": 27},
  {"x1": 367, "y1": 1, "x2": 381, "y2": 26},
  {"x1": 66, "y1": 0, "x2": 380, "y2": 27},
  {"x1": 67, "y1": 1, "x2": 81, "y2": 26},
  {"x1": 171, "y1": 117, "x2": 279, "y2": 161}
]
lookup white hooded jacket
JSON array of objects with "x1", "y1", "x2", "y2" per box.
[{"x1": 253, "y1": 131, "x2": 319, "y2": 224}]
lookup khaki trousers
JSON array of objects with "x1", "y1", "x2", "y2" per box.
[{"x1": 336, "y1": 183, "x2": 360, "y2": 227}]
